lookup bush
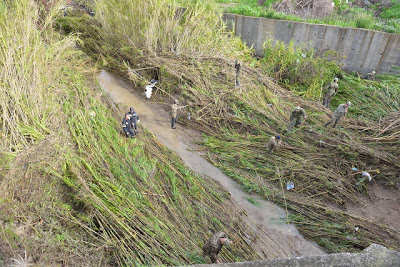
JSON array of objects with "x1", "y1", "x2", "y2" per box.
[
  {"x1": 261, "y1": 39, "x2": 342, "y2": 98},
  {"x1": 380, "y1": 1, "x2": 400, "y2": 19},
  {"x1": 355, "y1": 12, "x2": 374, "y2": 29}
]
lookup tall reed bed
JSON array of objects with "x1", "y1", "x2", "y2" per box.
[
  {"x1": 0, "y1": 1, "x2": 261, "y2": 265},
  {"x1": 58, "y1": 0, "x2": 400, "y2": 256},
  {"x1": 96, "y1": 0, "x2": 244, "y2": 57},
  {"x1": 0, "y1": 0, "x2": 73, "y2": 150}
]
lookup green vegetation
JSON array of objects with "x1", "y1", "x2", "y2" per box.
[
  {"x1": 214, "y1": 0, "x2": 400, "y2": 33},
  {"x1": 1, "y1": 0, "x2": 400, "y2": 265},
  {"x1": 0, "y1": 1, "x2": 259, "y2": 265},
  {"x1": 56, "y1": 0, "x2": 400, "y2": 254},
  {"x1": 261, "y1": 39, "x2": 400, "y2": 121}
]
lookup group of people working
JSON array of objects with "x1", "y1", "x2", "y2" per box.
[
  {"x1": 120, "y1": 67, "x2": 376, "y2": 263},
  {"x1": 266, "y1": 69, "x2": 378, "y2": 154}
]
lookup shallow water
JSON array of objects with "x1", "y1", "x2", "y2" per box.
[{"x1": 98, "y1": 70, "x2": 324, "y2": 259}]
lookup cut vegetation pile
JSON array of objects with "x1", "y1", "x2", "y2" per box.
[
  {"x1": 56, "y1": 0, "x2": 400, "y2": 254},
  {"x1": 0, "y1": 1, "x2": 260, "y2": 266}
]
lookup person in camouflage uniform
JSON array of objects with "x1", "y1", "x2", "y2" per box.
[
  {"x1": 171, "y1": 100, "x2": 187, "y2": 129},
  {"x1": 324, "y1": 101, "x2": 351, "y2": 128},
  {"x1": 288, "y1": 105, "x2": 307, "y2": 132},
  {"x1": 322, "y1": 77, "x2": 339, "y2": 108},
  {"x1": 235, "y1": 60, "x2": 241, "y2": 88},
  {"x1": 267, "y1": 135, "x2": 281, "y2": 154},
  {"x1": 365, "y1": 71, "x2": 376, "y2": 81},
  {"x1": 203, "y1": 232, "x2": 231, "y2": 263}
]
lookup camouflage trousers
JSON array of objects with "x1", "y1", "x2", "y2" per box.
[
  {"x1": 324, "y1": 113, "x2": 344, "y2": 128},
  {"x1": 288, "y1": 118, "x2": 302, "y2": 132},
  {"x1": 323, "y1": 93, "x2": 334, "y2": 108}
]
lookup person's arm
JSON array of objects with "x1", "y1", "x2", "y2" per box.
[{"x1": 302, "y1": 109, "x2": 306, "y2": 119}]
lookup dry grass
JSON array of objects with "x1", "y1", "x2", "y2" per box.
[
  {"x1": 78, "y1": 0, "x2": 400, "y2": 252},
  {"x1": 0, "y1": 1, "x2": 264, "y2": 266}
]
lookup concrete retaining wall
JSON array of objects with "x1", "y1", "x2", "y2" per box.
[
  {"x1": 189, "y1": 244, "x2": 400, "y2": 267},
  {"x1": 223, "y1": 13, "x2": 400, "y2": 75}
]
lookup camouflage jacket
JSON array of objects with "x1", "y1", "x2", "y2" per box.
[
  {"x1": 324, "y1": 81, "x2": 338, "y2": 96},
  {"x1": 203, "y1": 232, "x2": 227, "y2": 258},
  {"x1": 290, "y1": 108, "x2": 306, "y2": 121}
]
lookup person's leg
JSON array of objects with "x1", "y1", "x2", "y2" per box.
[
  {"x1": 288, "y1": 119, "x2": 296, "y2": 132},
  {"x1": 171, "y1": 117, "x2": 176, "y2": 129},
  {"x1": 326, "y1": 97, "x2": 331, "y2": 108},
  {"x1": 324, "y1": 118, "x2": 332, "y2": 127},
  {"x1": 294, "y1": 118, "x2": 301, "y2": 128},
  {"x1": 333, "y1": 116, "x2": 341, "y2": 128}
]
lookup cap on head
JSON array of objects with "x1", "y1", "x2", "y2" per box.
[
  {"x1": 334, "y1": 77, "x2": 338, "y2": 82},
  {"x1": 130, "y1": 107, "x2": 134, "y2": 111},
  {"x1": 276, "y1": 135, "x2": 281, "y2": 140},
  {"x1": 347, "y1": 101, "x2": 352, "y2": 107}
]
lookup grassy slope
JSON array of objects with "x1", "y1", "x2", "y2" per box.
[
  {"x1": 0, "y1": 1, "x2": 259, "y2": 266},
  {"x1": 57, "y1": 0, "x2": 400, "y2": 254},
  {"x1": 213, "y1": 0, "x2": 400, "y2": 33}
]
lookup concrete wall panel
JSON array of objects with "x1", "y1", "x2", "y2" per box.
[{"x1": 223, "y1": 14, "x2": 400, "y2": 74}]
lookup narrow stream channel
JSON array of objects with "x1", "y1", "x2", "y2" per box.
[{"x1": 98, "y1": 70, "x2": 324, "y2": 259}]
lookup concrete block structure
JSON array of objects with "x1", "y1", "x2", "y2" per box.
[{"x1": 223, "y1": 13, "x2": 400, "y2": 75}]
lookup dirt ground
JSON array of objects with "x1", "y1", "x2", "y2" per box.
[{"x1": 345, "y1": 184, "x2": 400, "y2": 232}]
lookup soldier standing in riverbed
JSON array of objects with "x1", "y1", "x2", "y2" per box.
[
  {"x1": 322, "y1": 77, "x2": 339, "y2": 108},
  {"x1": 171, "y1": 100, "x2": 187, "y2": 129}
]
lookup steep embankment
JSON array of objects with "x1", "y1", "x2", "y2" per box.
[
  {"x1": 56, "y1": 0, "x2": 400, "y2": 256},
  {"x1": 0, "y1": 1, "x2": 264, "y2": 266}
]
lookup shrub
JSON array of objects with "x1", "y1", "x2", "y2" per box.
[{"x1": 355, "y1": 12, "x2": 374, "y2": 29}]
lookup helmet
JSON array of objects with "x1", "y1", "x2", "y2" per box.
[
  {"x1": 334, "y1": 77, "x2": 338, "y2": 82},
  {"x1": 276, "y1": 135, "x2": 281, "y2": 140},
  {"x1": 372, "y1": 71, "x2": 376, "y2": 74},
  {"x1": 174, "y1": 99, "x2": 178, "y2": 104},
  {"x1": 130, "y1": 107, "x2": 134, "y2": 111},
  {"x1": 347, "y1": 101, "x2": 352, "y2": 107}
]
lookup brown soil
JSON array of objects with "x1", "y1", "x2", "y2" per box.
[{"x1": 345, "y1": 184, "x2": 400, "y2": 232}]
